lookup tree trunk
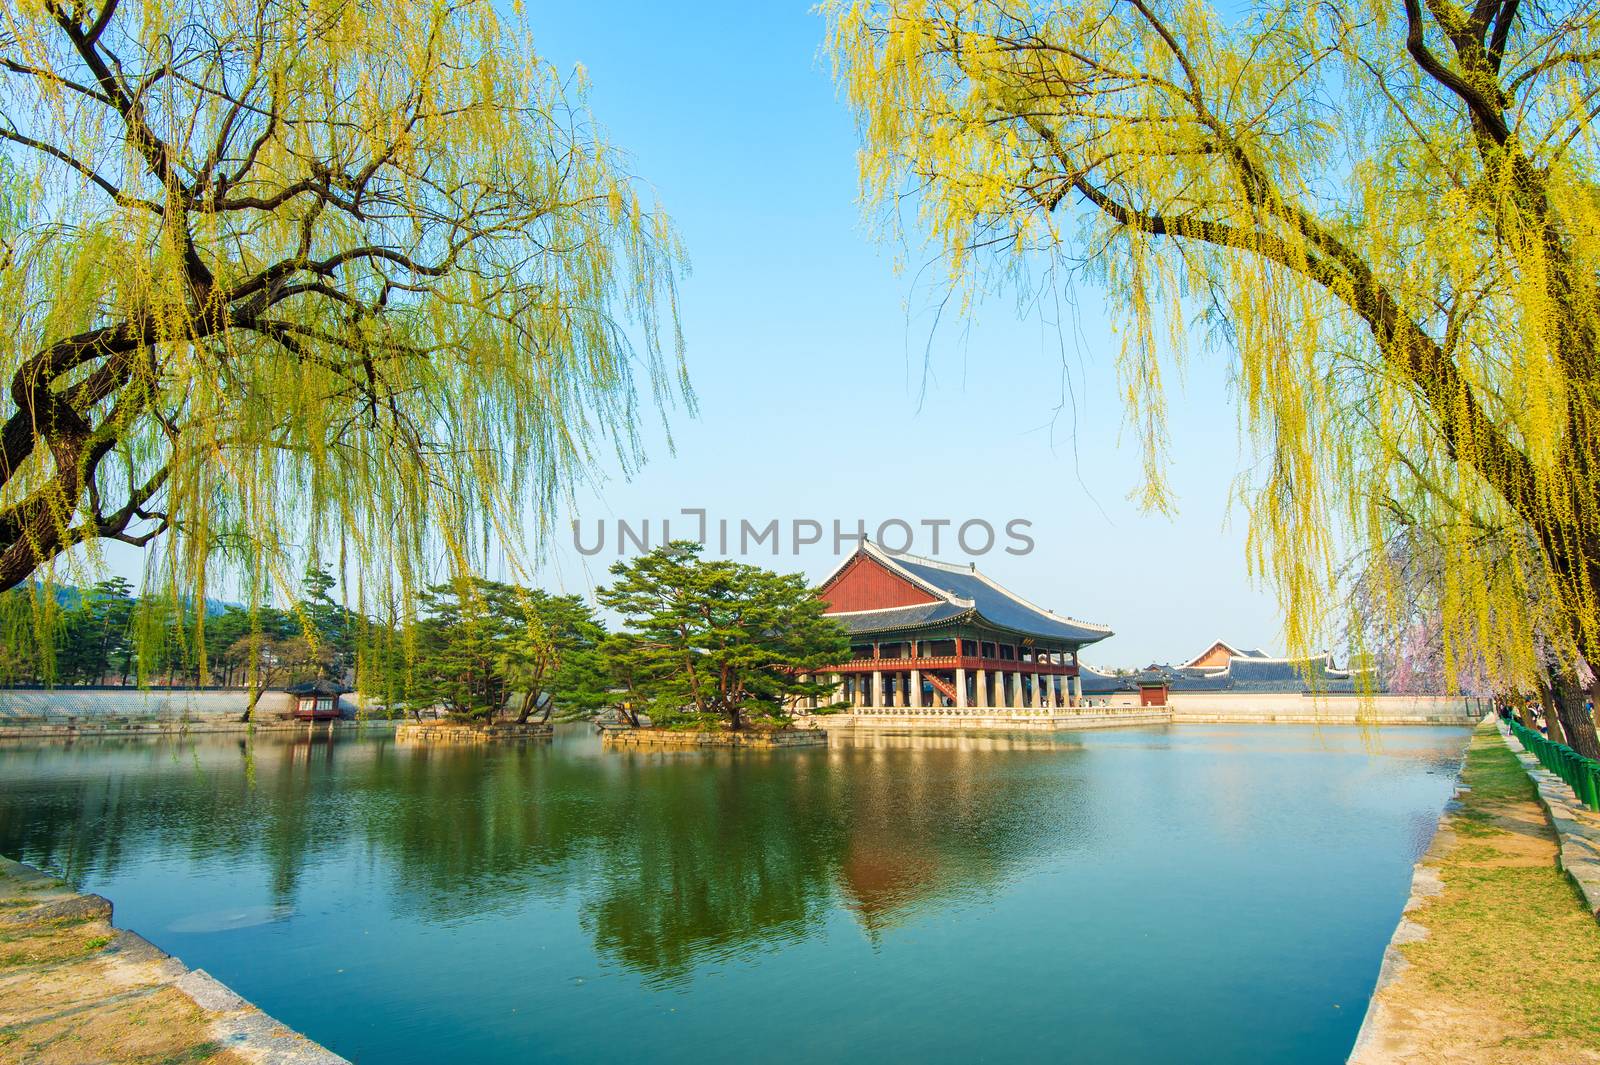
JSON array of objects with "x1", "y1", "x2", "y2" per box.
[
  {"x1": 1552, "y1": 668, "x2": 1600, "y2": 758},
  {"x1": 1538, "y1": 681, "x2": 1558, "y2": 731},
  {"x1": 515, "y1": 690, "x2": 539, "y2": 724},
  {"x1": 240, "y1": 681, "x2": 261, "y2": 724},
  {"x1": 1546, "y1": 690, "x2": 1569, "y2": 746}
]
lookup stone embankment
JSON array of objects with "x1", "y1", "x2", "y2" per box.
[
  {"x1": 0, "y1": 719, "x2": 395, "y2": 741},
  {"x1": 394, "y1": 721, "x2": 553, "y2": 743},
  {"x1": 602, "y1": 728, "x2": 827, "y2": 749},
  {"x1": 0, "y1": 857, "x2": 347, "y2": 1065}
]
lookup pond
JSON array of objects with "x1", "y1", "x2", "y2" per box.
[{"x1": 0, "y1": 723, "x2": 1468, "y2": 1064}]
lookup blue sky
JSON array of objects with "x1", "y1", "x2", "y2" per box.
[{"x1": 508, "y1": 1, "x2": 1283, "y2": 668}]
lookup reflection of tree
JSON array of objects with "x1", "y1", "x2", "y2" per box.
[
  {"x1": 581, "y1": 759, "x2": 840, "y2": 984},
  {"x1": 0, "y1": 731, "x2": 1087, "y2": 985},
  {"x1": 352, "y1": 741, "x2": 600, "y2": 914},
  {"x1": 0, "y1": 735, "x2": 348, "y2": 900}
]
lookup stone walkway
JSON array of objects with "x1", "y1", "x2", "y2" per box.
[
  {"x1": 0, "y1": 857, "x2": 347, "y2": 1065},
  {"x1": 1350, "y1": 720, "x2": 1600, "y2": 1064}
]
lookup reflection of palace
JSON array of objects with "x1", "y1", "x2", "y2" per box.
[{"x1": 808, "y1": 542, "x2": 1112, "y2": 711}]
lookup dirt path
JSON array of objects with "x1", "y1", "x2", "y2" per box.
[
  {"x1": 0, "y1": 857, "x2": 342, "y2": 1065},
  {"x1": 1351, "y1": 721, "x2": 1600, "y2": 1064}
]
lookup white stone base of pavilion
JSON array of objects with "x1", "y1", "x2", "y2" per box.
[{"x1": 793, "y1": 705, "x2": 1172, "y2": 732}]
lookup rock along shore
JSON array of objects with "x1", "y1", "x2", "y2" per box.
[
  {"x1": 602, "y1": 727, "x2": 827, "y2": 749},
  {"x1": 0, "y1": 856, "x2": 348, "y2": 1065}
]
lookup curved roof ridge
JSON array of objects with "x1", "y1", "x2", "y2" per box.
[
  {"x1": 1234, "y1": 650, "x2": 1335, "y2": 665},
  {"x1": 965, "y1": 565, "x2": 1115, "y2": 634},
  {"x1": 874, "y1": 543, "x2": 972, "y2": 574},
  {"x1": 828, "y1": 602, "x2": 949, "y2": 617}
]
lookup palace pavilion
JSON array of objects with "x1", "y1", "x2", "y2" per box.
[{"x1": 810, "y1": 542, "x2": 1113, "y2": 710}]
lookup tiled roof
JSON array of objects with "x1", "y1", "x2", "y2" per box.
[
  {"x1": 832, "y1": 601, "x2": 970, "y2": 635},
  {"x1": 845, "y1": 546, "x2": 1112, "y2": 645},
  {"x1": 1138, "y1": 654, "x2": 1383, "y2": 694},
  {"x1": 1077, "y1": 666, "x2": 1135, "y2": 694}
]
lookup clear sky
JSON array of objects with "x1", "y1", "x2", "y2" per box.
[
  {"x1": 507, "y1": 0, "x2": 1285, "y2": 669},
  {"x1": 88, "y1": 1, "x2": 1285, "y2": 669}
]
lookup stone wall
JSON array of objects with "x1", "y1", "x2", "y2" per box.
[
  {"x1": 0, "y1": 688, "x2": 295, "y2": 721},
  {"x1": 1166, "y1": 692, "x2": 1484, "y2": 725}
]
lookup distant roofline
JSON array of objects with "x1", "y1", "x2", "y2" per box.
[
  {"x1": 1179, "y1": 639, "x2": 1325, "y2": 668},
  {"x1": 1179, "y1": 639, "x2": 1248, "y2": 668}
]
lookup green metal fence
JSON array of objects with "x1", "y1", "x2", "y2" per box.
[{"x1": 1508, "y1": 718, "x2": 1600, "y2": 811}]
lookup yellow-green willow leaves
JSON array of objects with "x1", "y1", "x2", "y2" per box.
[
  {"x1": 827, "y1": 0, "x2": 1600, "y2": 729},
  {"x1": 0, "y1": 1, "x2": 691, "y2": 665}
]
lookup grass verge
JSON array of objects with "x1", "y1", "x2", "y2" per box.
[{"x1": 1396, "y1": 721, "x2": 1600, "y2": 1056}]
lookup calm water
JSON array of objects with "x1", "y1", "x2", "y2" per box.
[{"x1": 0, "y1": 724, "x2": 1467, "y2": 1064}]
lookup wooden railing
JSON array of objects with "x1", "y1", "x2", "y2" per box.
[
  {"x1": 827, "y1": 656, "x2": 1080, "y2": 675},
  {"x1": 837, "y1": 705, "x2": 1158, "y2": 718}
]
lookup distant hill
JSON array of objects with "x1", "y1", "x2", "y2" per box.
[{"x1": 38, "y1": 584, "x2": 240, "y2": 616}]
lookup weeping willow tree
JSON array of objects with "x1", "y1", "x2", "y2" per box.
[
  {"x1": 827, "y1": 0, "x2": 1600, "y2": 753},
  {"x1": 0, "y1": 1, "x2": 690, "y2": 675}
]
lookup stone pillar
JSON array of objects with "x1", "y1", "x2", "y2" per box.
[
  {"x1": 975, "y1": 668, "x2": 988, "y2": 708},
  {"x1": 1034, "y1": 672, "x2": 1046, "y2": 710},
  {"x1": 872, "y1": 670, "x2": 884, "y2": 709},
  {"x1": 1072, "y1": 674, "x2": 1082, "y2": 706},
  {"x1": 956, "y1": 667, "x2": 968, "y2": 709},
  {"x1": 899, "y1": 673, "x2": 911, "y2": 708},
  {"x1": 1012, "y1": 671, "x2": 1024, "y2": 712},
  {"x1": 909, "y1": 669, "x2": 921, "y2": 709},
  {"x1": 994, "y1": 671, "x2": 1006, "y2": 709}
]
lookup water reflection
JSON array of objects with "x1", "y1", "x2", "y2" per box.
[{"x1": 0, "y1": 727, "x2": 1086, "y2": 985}]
